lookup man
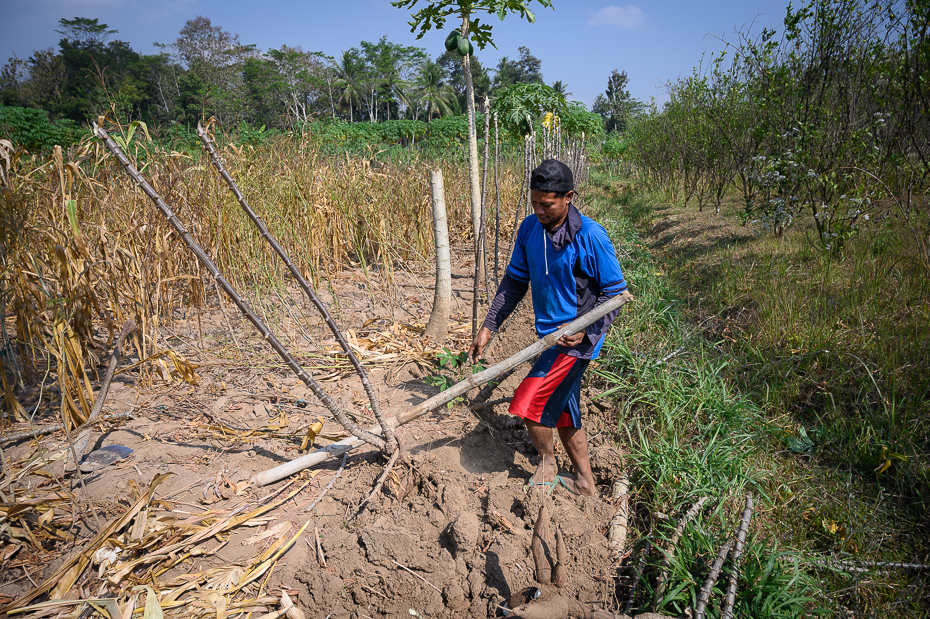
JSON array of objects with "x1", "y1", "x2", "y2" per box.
[{"x1": 469, "y1": 159, "x2": 628, "y2": 496}]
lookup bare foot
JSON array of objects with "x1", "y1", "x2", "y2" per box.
[
  {"x1": 558, "y1": 474, "x2": 598, "y2": 497},
  {"x1": 529, "y1": 455, "x2": 558, "y2": 486}
]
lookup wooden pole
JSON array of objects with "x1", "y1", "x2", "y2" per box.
[
  {"x1": 250, "y1": 290, "x2": 633, "y2": 486},
  {"x1": 93, "y1": 124, "x2": 388, "y2": 453},
  {"x1": 197, "y1": 124, "x2": 396, "y2": 453}
]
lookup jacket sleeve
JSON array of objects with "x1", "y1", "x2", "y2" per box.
[
  {"x1": 483, "y1": 218, "x2": 531, "y2": 331},
  {"x1": 482, "y1": 273, "x2": 530, "y2": 332}
]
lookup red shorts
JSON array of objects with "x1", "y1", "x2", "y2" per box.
[{"x1": 508, "y1": 349, "x2": 590, "y2": 428}]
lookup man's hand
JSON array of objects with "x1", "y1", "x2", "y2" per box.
[
  {"x1": 557, "y1": 326, "x2": 585, "y2": 348},
  {"x1": 469, "y1": 326, "x2": 493, "y2": 365}
]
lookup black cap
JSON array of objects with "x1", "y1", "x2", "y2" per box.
[{"x1": 530, "y1": 159, "x2": 574, "y2": 193}]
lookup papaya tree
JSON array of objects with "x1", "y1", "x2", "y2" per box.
[
  {"x1": 392, "y1": 0, "x2": 553, "y2": 239},
  {"x1": 391, "y1": 0, "x2": 554, "y2": 338}
]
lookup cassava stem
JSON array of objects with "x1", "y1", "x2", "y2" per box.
[
  {"x1": 652, "y1": 496, "x2": 709, "y2": 608},
  {"x1": 608, "y1": 475, "x2": 630, "y2": 558},
  {"x1": 196, "y1": 123, "x2": 397, "y2": 455},
  {"x1": 721, "y1": 493, "x2": 753, "y2": 619},
  {"x1": 694, "y1": 539, "x2": 735, "y2": 619},
  {"x1": 94, "y1": 123, "x2": 387, "y2": 453},
  {"x1": 249, "y1": 290, "x2": 633, "y2": 486}
]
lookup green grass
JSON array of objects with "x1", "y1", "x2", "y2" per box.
[{"x1": 585, "y1": 171, "x2": 930, "y2": 618}]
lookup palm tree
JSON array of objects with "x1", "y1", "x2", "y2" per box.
[
  {"x1": 331, "y1": 50, "x2": 363, "y2": 122},
  {"x1": 415, "y1": 60, "x2": 455, "y2": 121},
  {"x1": 551, "y1": 80, "x2": 571, "y2": 98}
]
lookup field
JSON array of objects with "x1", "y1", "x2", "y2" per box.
[{"x1": 1, "y1": 96, "x2": 929, "y2": 619}]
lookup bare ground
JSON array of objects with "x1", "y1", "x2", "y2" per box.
[{"x1": 0, "y1": 246, "x2": 629, "y2": 618}]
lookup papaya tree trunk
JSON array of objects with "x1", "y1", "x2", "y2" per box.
[
  {"x1": 461, "y1": 14, "x2": 483, "y2": 340},
  {"x1": 423, "y1": 169, "x2": 452, "y2": 342}
]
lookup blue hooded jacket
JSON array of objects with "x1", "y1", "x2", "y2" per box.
[{"x1": 484, "y1": 204, "x2": 627, "y2": 360}]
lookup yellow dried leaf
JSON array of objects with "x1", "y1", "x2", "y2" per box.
[
  {"x1": 300, "y1": 417, "x2": 325, "y2": 451},
  {"x1": 244, "y1": 521, "x2": 292, "y2": 545},
  {"x1": 37, "y1": 508, "x2": 54, "y2": 527}
]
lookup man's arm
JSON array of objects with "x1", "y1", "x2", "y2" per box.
[{"x1": 469, "y1": 272, "x2": 529, "y2": 363}]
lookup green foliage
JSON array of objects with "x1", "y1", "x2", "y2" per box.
[
  {"x1": 582, "y1": 184, "x2": 826, "y2": 618},
  {"x1": 646, "y1": 508, "x2": 821, "y2": 618},
  {"x1": 310, "y1": 115, "x2": 480, "y2": 151},
  {"x1": 491, "y1": 46, "x2": 544, "y2": 91},
  {"x1": 590, "y1": 155, "x2": 929, "y2": 615},
  {"x1": 491, "y1": 81, "x2": 566, "y2": 136},
  {"x1": 425, "y1": 347, "x2": 484, "y2": 408},
  {"x1": 0, "y1": 105, "x2": 83, "y2": 151},
  {"x1": 391, "y1": 0, "x2": 554, "y2": 51},
  {"x1": 559, "y1": 101, "x2": 604, "y2": 138},
  {"x1": 56, "y1": 17, "x2": 117, "y2": 44},
  {"x1": 591, "y1": 69, "x2": 644, "y2": 133},
  {"x1": 624, "y1": 0, "x2": 930, "y2": 265}
]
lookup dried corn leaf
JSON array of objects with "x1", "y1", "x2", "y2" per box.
[
  {"x1": 0, "y1": 473, "x2": 174, "y2": 614},
  {"x1": 244, "y1": 521, "x2": 291, "y2": 545},
  {"x1": 299, "y1": 417, "x2": 324, "y2": 451},
  {"x1": 7, "y1": 597, "x2": 120, "y2": 619},
  {"x1": 142, "y1": 586, "x2": 163, "y2": 619}
]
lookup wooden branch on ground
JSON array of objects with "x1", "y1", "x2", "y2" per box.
[
  {"x1": 196, "y1": 124, "x2": 397, "y2": 455},
  {"x1": 250, "y1": 290, "x2": 633, "y2": 486},
  {"x1": 65, "y1": 319, "x2": 135, "y2": 471},
  {"x1": 722, "y1": 492, "x2": 753, "y2": 619},
  {"x1": 608, "y1": 475, "x2": 630, "y2": 559},
  {"x1": 652, "y1": 496, "x2": 709, "y2": 609},
  {"x1": 94, "y1": 124, "x2": 387, "y2": 454}
]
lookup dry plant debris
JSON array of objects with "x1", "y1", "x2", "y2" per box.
[{"x1": 0, "y1": 473, "x2": 316, "y2": 618}]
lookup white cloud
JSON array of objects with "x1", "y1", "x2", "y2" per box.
[{"x1": 588, "y1": 4, "x2": 645, "y2": 29}]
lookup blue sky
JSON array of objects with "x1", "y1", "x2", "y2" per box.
[{"x1": 0, "y1": 0, "x2": 792, "y2": 108}]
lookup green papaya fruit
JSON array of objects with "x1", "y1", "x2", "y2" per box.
[
  {"x1": 457, "y1": 36, "x2": 471, "y2": 57},
  {"x1": 444, "y1": 30, "x2": 460, "y2": 52}
]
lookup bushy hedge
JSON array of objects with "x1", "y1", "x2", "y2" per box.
[{"x1": 0, "y1": 105, "x2": 84, "y2": 151}]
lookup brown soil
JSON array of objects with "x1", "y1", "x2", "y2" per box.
[{"x1": 0, "y1": 245, "x2": 628, "y2": 618}]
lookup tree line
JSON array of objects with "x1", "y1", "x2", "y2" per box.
[
  {"x1": 0, "y1": 15, "x2": 634, "y2": 141},
  {"x1": 624, "y1": 0, "x2": 929, "y2": 265}
]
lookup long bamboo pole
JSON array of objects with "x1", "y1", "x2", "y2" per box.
[
  {"x1": 93, "y1": 124, "x2": 388, "y2": 452},
  {"x1": 250, "y1": 290, "x2": 633, "y2": 486},
  {"x1": 196, "y1": 124, "x2": 396, "y2": 453}
]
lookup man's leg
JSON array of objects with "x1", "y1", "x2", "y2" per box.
[
  {"x1": 558, "y1": 426, "x2": 597, "y2": 496},
  {"x1": 524, "y1": 419, "x2": 558, "y2": 485}
]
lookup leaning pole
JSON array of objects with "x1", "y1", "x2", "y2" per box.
[{"x1": 251, "y1": 290, "x2": 633, "y2": 486}]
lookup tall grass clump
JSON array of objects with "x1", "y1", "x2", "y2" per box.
[
  {"x1": 589, "y1": 169, "x2": 929, "y2": 615},
  {"x1": 582, "y1": 185, "x2": 825, "y2": 618},
  {"x1": 607, "y1": 4, "x2": 930, "y2": 612}
]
